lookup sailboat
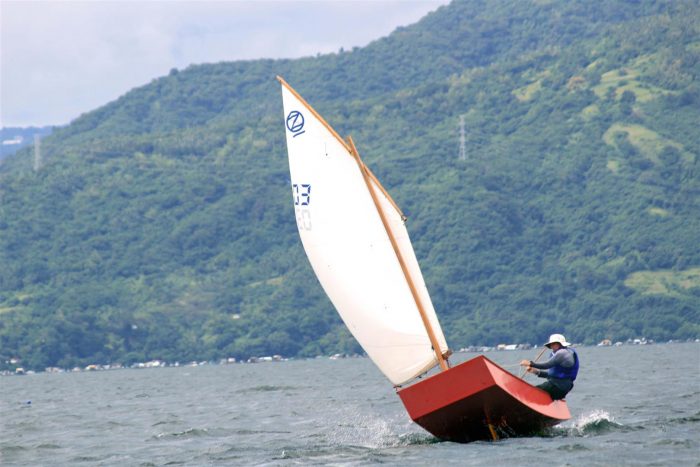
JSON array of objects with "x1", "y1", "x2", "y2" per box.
[{"x1": 277, "y1": 76, "x2": 570, "y2": 442}]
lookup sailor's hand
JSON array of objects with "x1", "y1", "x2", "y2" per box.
[
  {"x1": 527, "y1": 367, "x2": 538, "y2": 374},
  {"x1": 519, "y1": 360, "x2": 530, "y2": 366}
]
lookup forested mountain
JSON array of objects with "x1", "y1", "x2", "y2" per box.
[{"x1": 1, "y1": 0, "x2": 698, "y2": 371}]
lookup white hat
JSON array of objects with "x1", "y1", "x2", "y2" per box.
[{"x1": 545, "y1": 333, "x2": 571, "y2": 347}]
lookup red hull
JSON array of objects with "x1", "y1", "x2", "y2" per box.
[{"x1": 397, "y1": 355, "x2": 570, "y2": 442}]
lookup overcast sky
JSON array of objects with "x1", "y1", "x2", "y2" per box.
[{"x1": 1, "y1": 0, "x2": 449, "y2": 128}]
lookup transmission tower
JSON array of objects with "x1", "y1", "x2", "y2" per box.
[
  {"x1": 459, "y1": 115, "x2": 466, "y2": 161},
  {"x1": 33, "y1": 134, "x2": 42, "y2": 172}
]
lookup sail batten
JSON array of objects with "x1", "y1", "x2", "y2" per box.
[{"x1": 279, "y1": 78, "x2": 448, "y2": 385}]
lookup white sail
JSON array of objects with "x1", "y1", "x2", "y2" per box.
[{"x1": 279, "y1": 78, "x2": 448, "y2": 385}]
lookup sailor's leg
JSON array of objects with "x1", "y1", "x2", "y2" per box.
[
  {"x1": 537, "y1": 380, "x2": 571, "y2": 400},
  {"x1": 536, "y1": 381, "x2": 559, "y2": 399}
]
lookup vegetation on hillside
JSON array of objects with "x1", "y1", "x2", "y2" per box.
[{"x1": 1, "y1": 0, "x2": 698, "y2": 371}]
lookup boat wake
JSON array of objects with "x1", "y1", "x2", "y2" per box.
[
  {"x1": 396, "y1": 432, "x2": 442, "y2": 446},
  {"x1": 551, "y1": 410, "x2": 632, "y2": 437},
  {"x1": 327, "y1": 409, "x2": 639, "y2": 446},
  {"x1": 326, "y1": 409, "x2": 438, "y2": 449},
  {"x1": 272, "y1": 410, "x2": 438, "y2": 463}
]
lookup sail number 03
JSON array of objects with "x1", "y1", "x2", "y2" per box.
[
  {"x1": 292, "y1": 184, "x2": 311, "y2": 206},
  {"x1": 292, "y1": 183, "x2": 312, "y2": 230}
]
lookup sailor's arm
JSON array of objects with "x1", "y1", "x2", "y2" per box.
[{"x1": 529, "y1": 350, "x2": 571, "y2": 370}]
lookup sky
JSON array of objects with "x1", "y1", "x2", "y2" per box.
[{"x1": 1, "y1": 0, "x2": 449, "y2": 128}]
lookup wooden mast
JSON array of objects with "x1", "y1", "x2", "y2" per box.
[{"x1": 346, "y1": 136, "x2": 449, "y2": 373}]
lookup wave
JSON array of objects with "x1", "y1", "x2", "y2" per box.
[
  {"x1": 35, "y1": 443, "x2": 62, "y2": 449},
  {"x1": 664, "y1": 410, "x2": 700, "y2": 426},
  {"x1": 152, "y1": 427, "x2": 210, "y2": 440},
  {"x1": 235, "y1": 384, "x2": 299, "y2": 394},
  {"x1": 555, "y1": 442, "x2": 591, "y2": 452},
  {"x1": 552, "y1": 409, "x2": 638, "y2": 437},
  {"x1": 678, "y1": 390, "x2": 700, "y2": 400},
  {"x1": 0, "y1": 445, "x2": 29, "y2": 455}
]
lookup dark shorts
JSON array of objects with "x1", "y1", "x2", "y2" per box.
[{"x1": 536, "y1": 378, "x2": 573, "y2": 400}]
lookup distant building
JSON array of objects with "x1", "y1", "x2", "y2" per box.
[{"x1": 2, "y1": 136, "x2": 24, "y2": 146}]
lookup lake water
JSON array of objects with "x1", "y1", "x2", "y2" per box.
[{"x1": 1, "y1": 343, "x2": 698, "y2": 466}]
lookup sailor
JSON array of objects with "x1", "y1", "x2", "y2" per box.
[{"x1": 520, "y1": 334, "x2": 579, "y2": 400}]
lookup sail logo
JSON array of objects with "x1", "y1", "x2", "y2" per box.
[{"x1": 286, "y1": 111, "x2": 305, "y2": 137}]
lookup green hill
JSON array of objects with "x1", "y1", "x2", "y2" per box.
[{"x1": 1, "y1": 0, "x2": 699, "y2": 370}]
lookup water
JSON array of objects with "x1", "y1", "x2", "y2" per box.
[{"x1": 1, "y1": 343, "x2": 698, "y2": 466}]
